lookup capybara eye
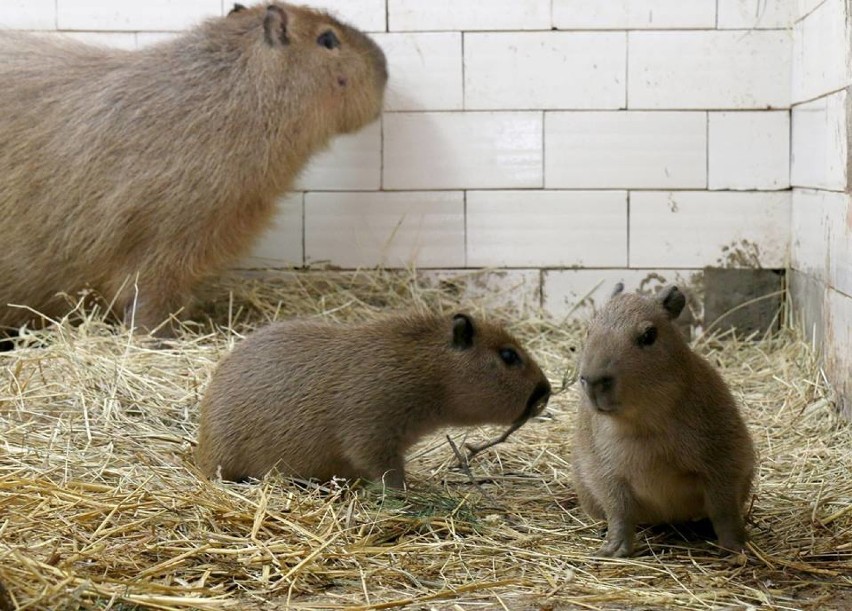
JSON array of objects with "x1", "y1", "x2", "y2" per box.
[
  {"x1": 317, "y1": 30, "x2": 340, "y2": 50},
  {"x1": 637, "y1": 326, "x2": 658, "y2": 347},
  {"x1": 499, "y1": 347, "x2": 522, "y2": 367}
]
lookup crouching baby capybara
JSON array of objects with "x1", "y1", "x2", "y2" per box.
[
  {"x1": 0, "y1": 3, "x2": 387, "y2": 334},
  {"x1": 572, "y1": 284, "x2": 756, "y2": 557},
  {"x1": 196, "y1": 312, "x2": 552, "y2": 488}
]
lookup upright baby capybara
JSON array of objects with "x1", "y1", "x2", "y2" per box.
[
  {"x1": 196, "y1": 312, "x2": 552, "y2": 487},
  {"x1": 0, "y1": 3, "x2": 386, "y2": 334},
  {"x1": 572, "y1": 284, "x2": 755, "y2": 557}
]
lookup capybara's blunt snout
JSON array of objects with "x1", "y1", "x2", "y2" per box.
[
  {"x1": 580, "y1": 374, "x2": 617, "y2": 412},
  {"x1": 527, "y1": 379, "x2": 552, "y2": 417}
]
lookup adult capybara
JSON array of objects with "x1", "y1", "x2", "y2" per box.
[
  {"x1": 0, "y1": 3, "x2": 386, "y2": 335},
  {"x1": 572, "y1": 284, "x2": 755, "y2": 557},
  {"x1": 196, "y1": 312, "x2": 552, "y2": 488}
]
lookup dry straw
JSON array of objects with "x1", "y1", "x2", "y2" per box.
[{"x1": 1, "y1": 269, "x2": 850, "y2": 610}]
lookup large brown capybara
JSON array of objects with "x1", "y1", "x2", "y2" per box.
[
  {"x1": 0, "y1": 3, "x2": 387, "y2": 335},
  {"x1": 572, "y1": 284, "x2": 756, "y2": 557},
  {"x1": 195, "y1": 312, "x2": 552, "y2": 488}
]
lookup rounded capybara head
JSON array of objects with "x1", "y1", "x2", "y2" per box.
[
  {"x1": 579, "y1": 284, "x2": 691, "y2": 417},
  {"x1": 217, "y1": 2, "x2": 387, "y2": 136},
  {"x1": 438, "y1": 313, "x2": 552, "y2": 427}
]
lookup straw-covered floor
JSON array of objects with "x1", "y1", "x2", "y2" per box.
[{"x1": 1, "y1": 270, "x2": 850, "y2": 610}]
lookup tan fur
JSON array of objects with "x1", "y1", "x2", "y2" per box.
[
  {"x1": 195, "y1": 311, "x2": 552, "y2": 487},
  {"x1": 572, "y1": 285, "x2": 755, "y2": 557},
  {"x1": 0, "y1": 3, "x2": 386, "y2": 334}
]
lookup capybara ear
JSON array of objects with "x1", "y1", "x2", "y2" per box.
[
  {"x1": 658, "y1": 285, "x2": 686, "y2": 320},
  {"x1": 610, "y1": 282, "x2": 625, "y2": 299},
  {"x1": 263, "y1": 5, "x2": 289, "y2": 46},
  {"x1": 228, "y1": 3, "x2": 247, "y2": 15},
  {"x1": 452, "y1": 313, "x2": 475, "y2": 350}
]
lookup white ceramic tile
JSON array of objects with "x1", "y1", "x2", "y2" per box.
[
  {"x1": 373, "y1": 33, "x2": 462, "y2": 111},
  {"x1": 792, "y1": 91, "x2": 849, "y2": 191},
  {"x1": 60, "y1": 31, "x2": 138, "y2": 49},
  {"x1": 542, "y1": 269, "x2": 700, "y2": 320},
  {"x1": 464, "y1": 32, "x2": 626, "y2": 110},
  {"x1": 545, "y1": 112, "x2": 706, "y2": 189},
  {"x1": 825, "y1": 288, "x2": 852, "y2": 413},
  {"x1": 466, "y1": 191, "x2": 627, "y2": 267},
  {"x1": 553, "y1": 0, "x2": 716, "y2": 29},
  {"x1": 419, "y1": 269, "x2": 543, "y2": 314},
  {"x1": 796, "y1": 0, "x2": 827, "y2": 20},
  {"x1": 828, "y1": 195, "x2": 852, "y2": 297},
  {"x1": 0, "y1": 0, "x2": 56, "y2": 29},
  {"x1": 295, "y1": 120, "x2": 381, "y2": 191},
  {"x1": 240, "y1": 193, "x2": 304, "y2": 268},
  {"x1": 718, "y1": 0, "x2": 795, "y2": 28},
  {"x1": 383, "y1": 112, "x2": 543, "y2": 190},
  {"x1": 58, "y1": 0, "x2": 221, "y2": 31},
  {"x1": 709, "y1": 111, "x2": 791, "y2": 190},
  {"x1": 790, "y1": 188, "x2": 833, "y2": 280},
  {"x1": 297, "y1": 0, "x2": 386, "y2": 32},
  {"x1": 387, "y1": 0, "x2": 550, "y2": 31},
  {"x1": 304, "y1": 191, "x2": 465, "y2": 268},
  {"x1": 792, "y1": 0, "x2": 852, "y2": 104},
  {"x1": 630, "y1": 191, "x2": 791, "y2": 268},
  {"x1": 629, "y1": 31, "x2": 791, "y2": 109}
]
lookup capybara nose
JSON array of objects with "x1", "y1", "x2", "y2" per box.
[
  {"x1": 582, "y1": 375, "x2": 615, "y2": 403},
  {"x1": 528, "y1": 379, "x2": 552, "y2": 414}
]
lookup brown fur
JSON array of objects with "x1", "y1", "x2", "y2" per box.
[
  {"x1": 572, "y1": 284, "x2": 755, "y2": 557},
  {"x1": 0, "y1": 3, "x2": 386, "y2": 334},
  {"x1": 195, "y1": 311, "x2": 552, "y2": 487}
]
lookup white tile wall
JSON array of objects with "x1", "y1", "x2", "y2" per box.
[
  {"x1": 419, "y1": 269, "x2": 543, "y2": 314},
  {"x1": 387, "y1": 0, "x2": 551, "y2": 32},
  {"x1": 383, "y1": 112, "x2": 543, "y2": 190},
  {"x1": 0, "y1": 0, "x2": 56, "y2": 29},
  {"x1": 298, "y1": 0, "x2": 386, "y2": 32},
  {"x1": 718, "y1": 0, "x2": 795, "y2": 29},
  {"x1": 296, "y1": 120, "x2": 382, "y2": 191},
  {"x1": 304, "y1": 191, "x2": 465, "y2": 268},
  {"x1": 240, "y1": 193, "x2": 304, "y2": 268},
  {"x1": 57, "y1": 0, "x2": 221, "y2": 31},
  {"x1": 709, "y1": 111, "x2": 790, "y2": 190},
  {"x1": 545, "y1": 112, "x2": 706, "y2": 189},
  {"x1": 796, "y1": 0, "x2": 828, "y2": 20},
  {"x1": 791, "y1": 90, "x2": 849, "y2": 191},
  {"x1": 542, "y1": 269, "x2": 699, "y2": 320},
  {"x1": 792, "y1": 0, "x2": 851, "y2": 104},
  {"x1": 827, "y1": 194, "x2": 852, "y2": 296},
  {"x1": 630, "y1": 191, "x2": 791, "y2": 268},
  {"x1": 374, "y1": 33, "x2": 463, "y2": 112},
  {"x1": 553, "y1": 0, "x2": 716, "y2": 30},
  {"x1": 464, "y1": 32, "x2": 626, "y2": 110},
  {"x1": 629, "y1": 31, "x2": 791, "y2": 109},
  {"x1": 466, "y1": 191, "x2": 627, "y2": 267},
  {"x1": 791, "y1": 188, "x2": 834, "y2": 280}
]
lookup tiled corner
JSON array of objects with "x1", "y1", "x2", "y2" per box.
[
  {"x1": 0, "y1": 0, "x2": 56, "y2": 29},
  {"x1": 295, "y1": 120, "x2": 382, "y2": 191},
  {"x1": 387, "y1": 0, "x2": 550, "y2": 32},
  {"x1": 383, "y1": 112, "x2": 543, "y2": 190},
  {"x1": 304, "y1": 191, "x2": 465, "y2": 268},
  {"x1": 373, "y1": 33, "x2": 463, "y2": 111},
  {"x1": 240, "y1": 193, "x2": 304, "y2": 269},
  {"x1": 709, "y1": 111, "x2": 791, "y2": 190},
  {"x1": 629, "y1": 30, "x2": 791, "y2": 109},
  {"x1": 791, "y1": 90, "x2": 850, "y2": 191},
  {"x1": 464, "y1": 32, "x2": 626, "y2": 110},
  {"x1": 57, "y1": 0, "x2": 221, "y2": 31},
  {"x1": 792, "y1": 0, "x2": 851, "y2": 104},
  {"x1": 630, "y1": 191, "x2": 791, "y2": 268},
  {"x1": 296, "y1": 0, "x2": 386, "y2": 32},
  {"x1": 545, "y1": 111, "x2": 706, "y2": 189},
  {"x1": 552, "y1": 0, "x2": 716, "y2": 29},
  {"x1": 466, "y1": 190, "x2": 627, "y2": 268},
  {"x1": 542, "y1": 268, "x2": 702, "y2": 320},
  {"x1": 717, "y1": 0, "x2": 795, "y2": 28}
]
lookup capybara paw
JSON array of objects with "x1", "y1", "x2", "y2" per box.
[
  {"x1": 595, "y1": 538, "x2": 633, "y2": 558},
  {"x1": 717, "y1": 536, "x2": 747, "y2": 555}
]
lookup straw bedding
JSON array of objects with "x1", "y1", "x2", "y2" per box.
[{"x1": 1, "y1": 270, "x2": 850, "y2": 610}]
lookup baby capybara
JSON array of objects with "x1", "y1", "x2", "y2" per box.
[
  {"x1": 572, "y1": 284, "x2": 755, "y2": 557},
  {"x1": 0, "y1": 3, "x2": 387, "y2": 335},
  {"x1": 196, "y1": 312, "x2": 552, "y2": 488}
]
